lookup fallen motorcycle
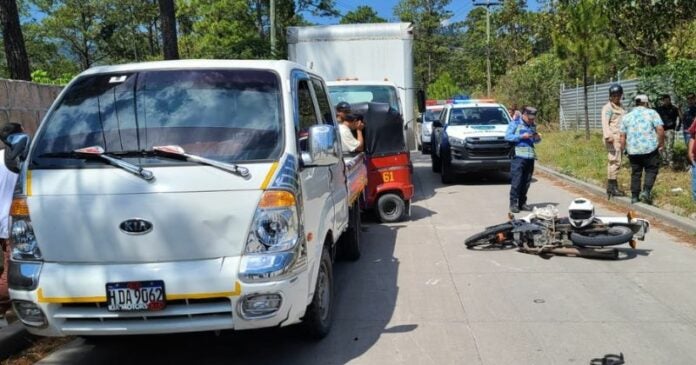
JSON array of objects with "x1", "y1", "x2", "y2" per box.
[{"x1": 465, "y1": 198, "x2": 650, "y2": 259}]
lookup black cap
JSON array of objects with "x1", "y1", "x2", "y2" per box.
[
  {"x1": 336, "y1": 101, "x2": 351, "y2": 112},
  {"x1": 523, "y1": 106, "x2": 537, "y2": 116}
]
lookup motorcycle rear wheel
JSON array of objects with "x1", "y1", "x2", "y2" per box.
[{"x1": 465, "y1": 222, "x2": 515, "y2": 248}]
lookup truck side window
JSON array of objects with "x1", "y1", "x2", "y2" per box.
[
  {"x1": 310, "y1": 78, "x2": 334, "y2": 125},
  {"x1": 297, "y1": 80, "x2": 319, "y2": 151}
]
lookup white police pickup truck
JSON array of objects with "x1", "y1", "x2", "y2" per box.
[
  {"x1": 4, "y1": 60, "x2": 367, "y2": 338},
  {"x1": 430, "y1": 101, "x2": 513, "y2": 183}
]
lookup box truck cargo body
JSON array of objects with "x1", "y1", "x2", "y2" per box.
[{"x1": 287, "y1": 23, "x2": 416, "y2": 149}]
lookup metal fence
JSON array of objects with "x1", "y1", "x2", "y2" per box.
[{"x1": 559, "y1": 79, "x2": 640, "y2": 131}]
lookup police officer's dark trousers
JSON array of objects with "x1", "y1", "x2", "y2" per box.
[{"x1": 510, "y1": 157, "x2": 535, "y2": 207}]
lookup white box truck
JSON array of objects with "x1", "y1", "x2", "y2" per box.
[{"x1": 287, "y1": 23, "x2": 420, "y2": 149}]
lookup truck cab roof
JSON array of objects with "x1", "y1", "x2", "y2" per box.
[{"x1": 79, "y1": 59, "x2": 312, "y2": 78}]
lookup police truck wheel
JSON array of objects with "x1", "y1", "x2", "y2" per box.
[
  {"x1": 377, "y1": 193, "x2": 405, "y2": 223},
  {"x1": 432, "y1": 153, "x2": 441, "y2": 172},
  {"x1": 441, "y1": 158, "x2": 454, "y2": 184}
]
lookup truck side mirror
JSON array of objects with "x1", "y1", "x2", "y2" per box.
[
  {"x1": 4, "y1": 133, "x2": 30, "y2": 173},
  {"x1": 301, "y1": 124, "x2": 339, "y2": 167},
  {"x1": 417, "y1": 116, "x2": 423, "y2": 124},
  {"x1": 417, "y1": 90, "x2": 426, "y2": 113}
]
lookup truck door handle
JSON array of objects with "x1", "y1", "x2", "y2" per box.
[{"x1": 329, "y1": 168, "x2": 333, "y2": 182}]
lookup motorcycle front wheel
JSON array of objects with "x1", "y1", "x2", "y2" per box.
[
  {"x1": 570, "y1": 225, "x2": 634, "y2": 247},
  {"x1": 465, "y1": 222, "x2": 515, "y2": 249}
]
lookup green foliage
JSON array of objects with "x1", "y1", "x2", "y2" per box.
[
  {"x1": 426, "y1": 72, "x2": 461, "y2": 99},
  {"x1": 493, "y1": 53, "x2": 563, "y2": 124},
  {"x1": 639, "y1": 59, "x2": 696, "y2": 105},
  {"x1": 394, "y1": 0, "x2": 452, "y2": 88},
  {"x1": 30, "y1": 69, "x2": 74, "y2": 85},
  {"x1": 537, "y1": 131, "x2": 696, "y2": 216},
  {"x1": 340, "y1": 5, "x2": 385, "y2": 24},
  {"x1": 553, "y1": 0, "x2": 615, "y2": 138},
  {"x1": 602, "y1": 0, "x2": 693, "y2": 67},
  {"x1": 664, "y1": 19, "x2": 696, "y2": 62}
]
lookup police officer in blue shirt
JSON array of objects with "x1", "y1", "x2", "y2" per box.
[{"x1": 505, "y1": 106, "x2": 541, "y2": 213}]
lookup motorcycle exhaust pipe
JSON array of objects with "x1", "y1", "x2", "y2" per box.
[
  {"x1": 546, "y1": 247, "x2": 619, "y2": 260},
  {"x1": 519, "y1": 244, "x2": 619, "y2": 260}
]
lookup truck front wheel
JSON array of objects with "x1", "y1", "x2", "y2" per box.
[
  {"x1": 377, "y1": 193, "x2": 405, "y2": 223},
  {"x1": 338, "y1": 201, "x2": 362, "y2": 261},
  {"x1": 303, "y1": 244, "x2": 334, "y2": 339}
]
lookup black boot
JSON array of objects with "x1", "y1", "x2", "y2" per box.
[{"x1": 607, "y1": 179, "x2": 626, "y2": 199}]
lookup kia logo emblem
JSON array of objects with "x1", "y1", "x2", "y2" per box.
[{"x1": 119, "y1": 219, "x2": 153, "y2": 235}]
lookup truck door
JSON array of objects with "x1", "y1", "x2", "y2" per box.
[
  {"x1": 311, "y1": 76, "x2": 348, "y2": 233},
  {"x1": 294, "y1": 72, "x2": 335, "y2": 262}
]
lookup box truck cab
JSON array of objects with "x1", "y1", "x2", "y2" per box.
[
  {"x1": 5, "y1": 60, "x2": 366, "y2": 338},
  {"x1": 287, "y1": 23, "x2": 417, "y2": 149}
]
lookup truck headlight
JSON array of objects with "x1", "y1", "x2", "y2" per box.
[
  {"x1": 448, "y1": 136, "x2": 466, "y2": 147},
  {"x1": 423, "y1": 124, "x2": 432, "y2": 136},
  {"x1": 240, "y1": 190, "x2": 307, "y2": 283},
  {"x1": 9, "y1": 197, "x2": 42, "y2": 261}
]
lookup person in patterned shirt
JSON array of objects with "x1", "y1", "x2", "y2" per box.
[{"x1": 619, "y1": 94, "x2": 665, "y2": 204}]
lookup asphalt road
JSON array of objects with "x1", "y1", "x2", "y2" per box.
[{"x1": 37, "y1": 154, "x2": 696, "y2": 365}]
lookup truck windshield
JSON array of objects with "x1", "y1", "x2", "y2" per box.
[
  {"x1": 424, "y1": 109, "x2": 442, "y2": 122},
  {"x1": 31, "y1": 69, "x2": 283, "y2": 168},
  {"x1": 329, "y1": 85, "x2": 401, "y2": 113},
  {"x1": 448, "y1": 107, "x2": 510, "y2": 126}
]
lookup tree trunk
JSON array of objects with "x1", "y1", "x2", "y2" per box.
[
  {"x1": 582, "y1": 60, "x2": 590, "y2": 141},
  {"x1": 158, "y1": 0, "x2": 179, "y2": 60},
  {"x1": 0, "y1": 0, "x2": 31, "y2": 80}
]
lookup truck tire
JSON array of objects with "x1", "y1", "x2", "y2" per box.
[
  {"x1": 377, "y1": 193, "x2": 405, "y2": 223},
  {"x1": 303, "y1": 244, "x2": 333, "y2": 339},
  {"x1": 432, "y1": 150, "x2": 441, "y2": 173},
  {"x1": 441, "y1": 157, "x2": 454, "y2": 184},
  {"x1": 338, "y1": 201, "x2": 361, "y2": 261},
  {"x1": 570, "y1": 225, "x2": 634, "y2": 247}
]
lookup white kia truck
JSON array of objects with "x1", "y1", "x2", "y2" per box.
[
  {"x1": 430, "y1": 101, "x2": 513, "y2": 184},
  {"x1": 4, "y1": 60, "x2": 367, "y2": 338}
]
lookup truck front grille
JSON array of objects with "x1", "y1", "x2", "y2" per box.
[
  {"x1": 452, "y1": 137, "x2": 512, "y2": 160},
  {"x1": 54, "y1": 298, "x2": 233, "y2": 328}
]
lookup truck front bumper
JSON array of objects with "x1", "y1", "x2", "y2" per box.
[
  {"x1": 449, "y1": 158, "x2": 511, "y2": 173},
  {"x1": 9, "y1": 258, "x2": 310, "y2": 337}
]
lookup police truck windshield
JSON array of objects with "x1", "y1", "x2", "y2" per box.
[{"x1": 448, "y1": 107, "x2": 510, "y2": 126}]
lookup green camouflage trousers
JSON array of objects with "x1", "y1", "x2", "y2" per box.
[{"x1": 661, "y1": 129, "x2": 676, "y2": 166}]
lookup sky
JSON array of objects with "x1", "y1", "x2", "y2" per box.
[{"x1": 303, "y1": 0, "x2": 543, "y2": 25}]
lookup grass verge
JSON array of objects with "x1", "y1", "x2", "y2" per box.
[{"x1": 536, "y1": 131, "x2": 696, "y2": 218}]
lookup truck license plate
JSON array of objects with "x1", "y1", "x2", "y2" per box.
[{"x1": 106, "y1": 280, "x2": 166, "y2": 312}]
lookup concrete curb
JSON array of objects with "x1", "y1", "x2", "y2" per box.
[
  {"x1": 537, "y1": 164, "x2": 696, "y2": 234},
  {"x1": 0, "y1": 321, "x2": 34, "y2": 360}
]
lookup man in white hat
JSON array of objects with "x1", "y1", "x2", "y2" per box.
[{"x1": 619, "y1": 95, "x2": 665, "y2": 204}]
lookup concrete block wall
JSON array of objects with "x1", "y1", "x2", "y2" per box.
[{"x1": 0, "y1": 79, "x2": 62, "y2": 136}]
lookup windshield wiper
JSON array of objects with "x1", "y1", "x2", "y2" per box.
[
  {"x1": 153, "y1": 145, "x2": 251, "y2": 180},
  {"x1": 39, "y1": 146, "x2": 155, "y2": 182}
]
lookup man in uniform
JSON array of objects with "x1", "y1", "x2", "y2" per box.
[
  {"x1": 505, "y1": 106, "x2": 541, "y2": 213},
  {"x1": 601, "y1": 84, "x2": 627, "y2": 199}
]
